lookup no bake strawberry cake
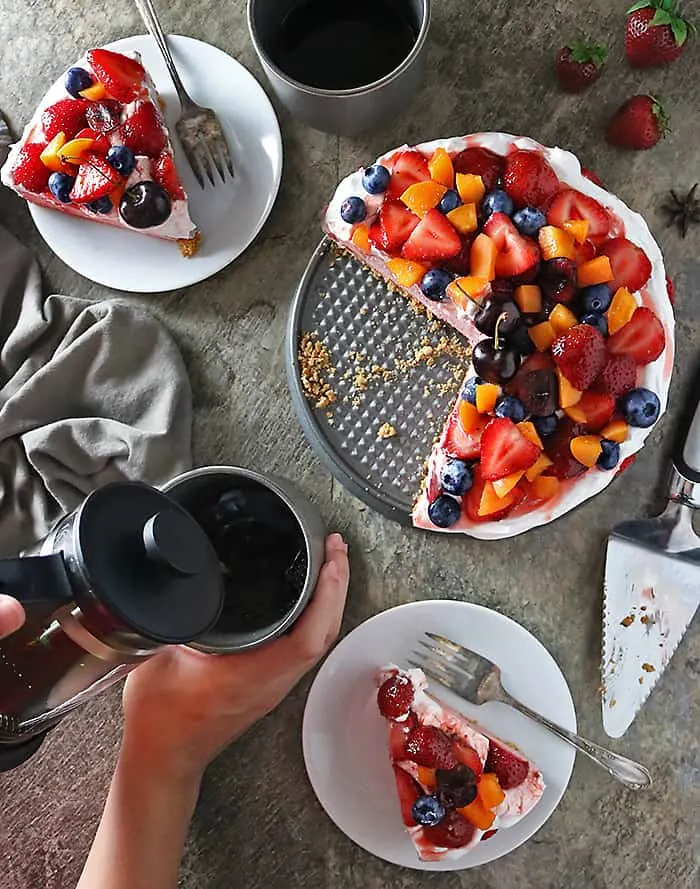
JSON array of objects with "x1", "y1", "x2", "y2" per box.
[
  {"x1": 377, "y1": 666, "x2": 544, "y2": 861},
  {"x1": 1, "y1": 48, "x2": 199, "y2": 256},
  {"x1": 323, "y1": 134, "x2": 674, "y2": 537}
]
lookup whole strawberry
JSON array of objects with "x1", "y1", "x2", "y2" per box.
[
  {"x1": 606, "y1": 95, "x2": 669, "y2": 150},
  {"x1": 556, "y1": 40, "x2": 608, "y2": 92},
  {"x1": 625, "y1": 0, "x2": 693, "y2": 67}
]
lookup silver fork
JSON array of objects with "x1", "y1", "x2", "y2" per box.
[
  {"x1": 410, "y1": 632, "x2": 652, "y2": 791},
  {"x1": 133, "y1": 0, "x2": 234, "y2": 187}
]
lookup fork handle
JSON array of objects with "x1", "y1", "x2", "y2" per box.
[
  {"x1": 132, "y1": 0, "x2": 193, "y2": 106},
  {"x1": 500, "y1": 692, "x2": 652, "y2": 791}
]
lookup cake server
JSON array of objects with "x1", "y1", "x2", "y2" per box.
[{"x1": 601, "y1": 375, "x2": 700, "y2": 738}]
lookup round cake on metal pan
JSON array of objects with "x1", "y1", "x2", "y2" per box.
[{"x1": 321, "y1": 133, "x2": 674, "y2": 539}]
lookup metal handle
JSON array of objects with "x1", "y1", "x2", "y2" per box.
[
  {"x1": 498, "y1": 690, "x2": 652, "y2": 790},
  {"x1": 132, "y1": 0, "x2": 193, "y2": 106},
  {"x1": 0, "y1": 555, "x2": 73, "y2": 611},
  {"x1": 669, "y1": 362, "x2": 700, "y2": 506}
]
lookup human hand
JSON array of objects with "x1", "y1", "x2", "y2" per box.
[
  {"x1": 120, "y1": 532, "x2": 350, "y2": 782},
  {"x1": 0, "y1": 594, "x2": 24, "y2": 638}
]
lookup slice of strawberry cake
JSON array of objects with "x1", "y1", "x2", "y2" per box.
[
  {"x1": 1, "y1": 48, "x2": 200, "y2": 257},
  {"x1": 377, "y1": 666, "x2": 545, "y2": 861},
  {"x1": 322, "y1": 134, "x2": 674, "y2": 537}
]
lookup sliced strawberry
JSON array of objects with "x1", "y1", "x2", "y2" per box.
[
  {"x1": 11, "y1": 142, "x2": 50, "y2": 193},
  {"x1": 594, "y1": 354, "x2": 638, "y2": 399},
  {"x1": 87, "y1": 48, "x2": 146, "y2": 103},
  {"x1": 85, "y1": 99, "x2": 123, "y2": 134},
  {"x1": 41, "y1": 98, "x2": 88, "y2": 140},
  {"x1": 544, "y1": 418, "x2": 587, "y2": 479},
  {"x1": 69, "y1": 151, "x2": 122, "y2": 203},
  {"x1": 119, "y1": 102, "x2": 166, "y2": 158},
  {"x1": 547, "y1": 189, "x2": 611, "y2": 238},
  {"x1": 392, "y1": 765, "x2": 422, "y2": 827},
  {"x1": 377, "y1": 673, "x2": 414, "y2": 721},
  {"x1": 443, "y1": 411, "x2": 485, "y2": 460},
  {"x1": 74, "y1": 128, "x2": 111, "y2": 154},
  {"x1": 368, "y1": 200, "x2": 420, "y2": 253},
  {"x1": 581, "y1": 166, "x2": 605, "y2": 189},
  {"x1": 153, "y1": 152, "x2": 185, "y2": 200},
  {"x1": 452, "y1": 147, "x2": 505, "y2": 191},
  {"x1": 503, "y1": 150, "x2": 559, "y2": 208},
  {"x1": 424, "y1": 810, "x2": 476, "y2": 849},
  {"x1": 480, "y1": 417, "x2": 540, "y2": 481},
  {"x1": 482, "y1": 212, "x2": 540, "y2": 278},
  {"x1": 386, "y1": 149, "x2": 431, "y2": 200},
  {"x1": 389, "y1": 716, "x2": 417, "y2": 760},
  {"x1": 568, "y1": 390, "x2": 615, "y2": 431},
  {"x1": 405, "y1": 725, "x2": 458, "y2": 769},
  {"x1": 465, "y1": 464, "x2": 525, "y2": 522},
  {"x1": 608, "y1": 307, "x2": 665, "y2": 365},
  {"x1": 485, "y1": 743, "x2": 529, "y2": 789},
  {"x1": 551, "y1": 324, "x2": 607, "y2": 390},
  {"x1": 402, "y1": 208, "x2": 461, "y2": 262},
  {"x1": 598, "y1": 237, "x2": 652, "y2": 293},
  {"x1": 453, "y1": 743, "x2": 483, "y2": 778},
  {"x1": 575, "y1": 239, "x2": 597, "y2": 265}
]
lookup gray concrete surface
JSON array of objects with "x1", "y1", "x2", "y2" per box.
[{"x1": 0, "y1": 1, "x2": 698, "y2": 887}]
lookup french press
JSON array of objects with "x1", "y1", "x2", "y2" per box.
[{"x1": 0, "y1": 481, "x2": 224, "y2": 771}]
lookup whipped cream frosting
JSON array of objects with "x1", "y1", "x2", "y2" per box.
[
  {"x1": 0, "y1": 50, "x2": 197, "y2": 242},
  {"x1": 378, "y1": 665, "x2": 545, "y2": 860},
  {"x1": 324, "y1": 134, "x2": 675, "y2": 540}
]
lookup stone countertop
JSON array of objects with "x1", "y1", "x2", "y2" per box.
[{"x1": 0, "y1": 1, "x2": 698, "y2": 888}]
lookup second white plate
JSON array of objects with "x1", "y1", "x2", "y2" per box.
[
  {"x1": 28, "y1": 35, "x2": 283, "y2": 293},
  {"x1": 303, "y1": 600, "x2": 576, "y2": 870}
]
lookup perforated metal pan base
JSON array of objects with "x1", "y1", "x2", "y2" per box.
[{"x1": 287, "y1": 239, "x2": 470, "y2": 525}]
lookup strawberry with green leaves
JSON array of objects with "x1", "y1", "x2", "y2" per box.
[
  {"x1": 606, "y1": 95, "x2": 670, "y2": 150},
  {"x1": 555, "y1": 40, "x2": 608, "y2": 92},
  {"x1": 625, "y1": 0, "x2": 693, "y2": 67}
]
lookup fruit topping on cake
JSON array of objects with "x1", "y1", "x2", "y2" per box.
[
  {"x1": 376, "y1": 666, "x2": 545, "y2": 861},
  {"x1": 323, "y1": 134, "x2": 672, "y2": 535},
  {"x1": 1, "y1": 47, "x2": 199, "y2": 256}
]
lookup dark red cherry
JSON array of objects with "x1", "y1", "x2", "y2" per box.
[
  {"x1": 474, "y1": 298, "x2": 521, "y2": 337},
  {"x1": 472, "y1": 339, "x2": 521, "y2": 383}
]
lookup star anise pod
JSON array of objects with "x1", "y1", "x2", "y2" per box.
[{"x1": 662, "y1": 184, "x2": 700, "y2": 238}]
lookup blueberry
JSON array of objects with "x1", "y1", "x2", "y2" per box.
[
  {"x1": 440, "y1": 459, "x2": 473, "y2": 496},
  {"x1": 580, "y1": 283, "x2": 612, "y2": 314},
  {"x1": 420, "y1": 268, "x2": 453, "y2": 302},
  {"x1": 461, "y1": 376, "x2": 481, "y2": 404},
  {"x1": 512, "y1": 206, "x2": 547, "y2": 236},
  {"x1": 481, "y1": 188, "x2": 514, "y2": 219},
  {"x1": 619, "y1": 388, "x2": 660, "y2": 428},
  {"x1": 597, "y1": 439, "x2": 620, "y2": 470},
  {"x1": 533, "y1": 414, "x2": 559, "y2": 438},
  {"x1": 48, "y1": 171, "x2": 75, "y2": 204},
  {"x1": 340, "y1": 196, "x2": 367, "y2": 224},
  {"x1": 581, "y1": 312, "x2": 608, "y2": 336},
  {"x1": 362, "y1": 164, "x2": 391, "y2": 195},
  {"x1": 411, "y1": 795, "x2": 446, "y2": 827},
  {"x1": 428, "y1": 495, "x2": 462, "y2": 528},
  {"x1": 438, "y1": 188, "x2": 461, "y2": 214},
  {"x1": 106, "y1": 145, "x2": 136, "y2": 176},
  {"x1": 87, "y1": 196, "x2": 113, "y2": 214},
  {"x1": 64, "y1": 66, "x2": 94, "y2": 98},
  {"x1": 494, "y1": 395, "x2": 527, "y2": 423}
]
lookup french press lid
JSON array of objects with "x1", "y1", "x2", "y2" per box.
[{"x1": 72, "y1": 482, "x2": 223, "y2": 644}]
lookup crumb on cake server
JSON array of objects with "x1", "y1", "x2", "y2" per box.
[
  {"x1": 1, "y1": 47, "x2": 200, "y2": 257},
  {"x1": 376, "y1": 666, "x2": 545, "y2": 861},
  {"x1": 322, "y1": 133, "x2": 674, "y2": 538}
]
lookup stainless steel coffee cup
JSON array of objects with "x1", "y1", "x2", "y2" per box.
[
  {"x1": 247, "y1": 0, "x2": 431, "y2": 136},
  {"x1": 162, "y1": 466, "x2": 326, "y2": 653}
]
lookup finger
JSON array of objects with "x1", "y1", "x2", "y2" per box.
[
  {"x1": 0, "y1": 595, "x2": 25, "y2": 638},
  {"x1": 287, "y1": 533, "x2": 349, "y2": 662}
]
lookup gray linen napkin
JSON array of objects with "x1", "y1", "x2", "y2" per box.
[{"x1": 0, "y1": 225, "x2": 192, "y2": 556}]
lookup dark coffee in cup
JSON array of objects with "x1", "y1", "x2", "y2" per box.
[{"x1": 270, "y1": 0, "x2": 418, "y2": 91}]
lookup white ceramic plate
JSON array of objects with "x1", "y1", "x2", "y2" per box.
[
  {"x1": 303, "y1": 600, "x2": 576, "y2": 870},
  {"x1": 28, "y1": 35, "x2": 283, "y2": 292}
]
